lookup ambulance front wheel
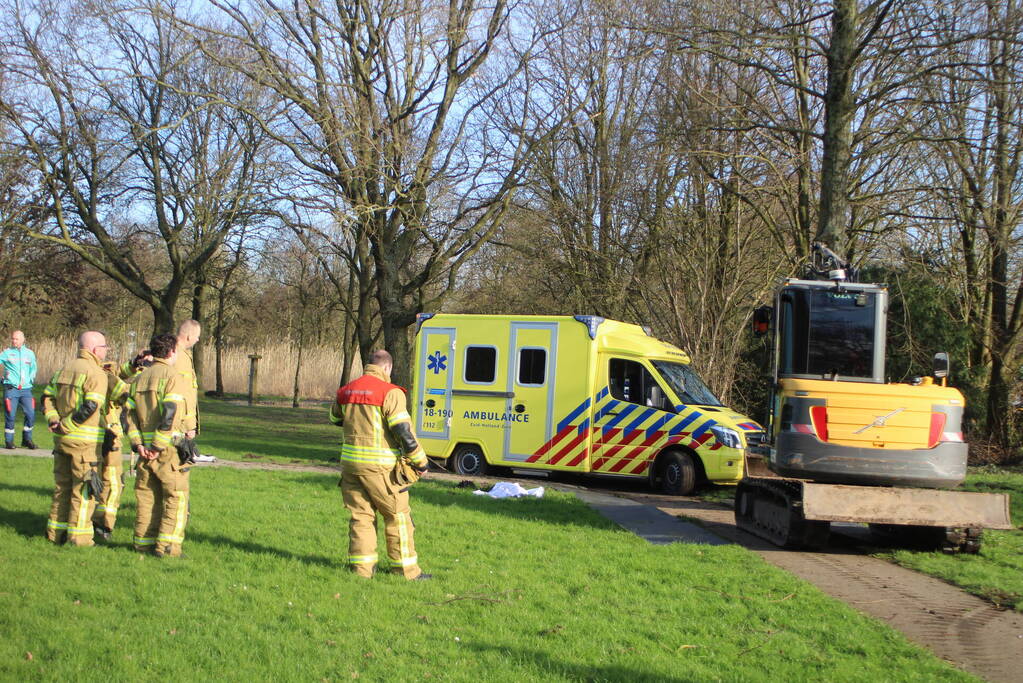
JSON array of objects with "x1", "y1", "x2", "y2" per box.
[
  {"x1": 660, "y1": 451, "x2": 696, "y2": 496},
  {"x1": 451, "y1": 445, "x2": 490, "y2": 476}
]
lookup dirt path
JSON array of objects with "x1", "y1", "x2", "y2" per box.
[{"x1": 13, "y1": 450, "x2": 1023, "y2": 681}]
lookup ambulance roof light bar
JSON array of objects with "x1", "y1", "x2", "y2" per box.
[
  {"x1": 574, "y1": 315, "x2": 606, "y2": 340},
  {"x1": 415, "y1": 312, "x2": 436, "y2": 333}
]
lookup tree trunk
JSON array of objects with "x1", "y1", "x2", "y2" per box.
[
  {"x1": 293, "y1": 326, "x2": 305, "y2": 408},
  {"x1": 340, "y1": 332, "x2": 359, "y2": 387},
  {"x1": 191, "y1": 277, "x2": 207, "y2": 389},
  {"x1": 983, "y1": 23, "x2": 1015, "y2": 447},
  {"x1": 339, "y1": 271, "x2": 358, "y2": 387},
  {"x1": 985, "y1": 353, "x2": 1009, "y2": 447},
  {"x1": 817, "y1": 0, "x2": 859, "y2": 251},
  {"x1": 152, "y1": 303, "x2": 176, "y2": 336},
  {"x1": 382, "y1": 315, "x2": 414, "y2": 393},
  {"x1": 793, "y1": 29, "x2": 814, "y2": 260},
  {"x1": 373, "y1": 231, "x2": 416, "y2": 392},
  {"x1": 214, "y1": 285, "x2": 228, "y2": 395}
]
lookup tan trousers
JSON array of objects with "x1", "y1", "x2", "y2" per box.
[
  {"x1": 47, "y1": 444, "x2": 100, "y2": 546},
  {"x1": 341, "y1": 468, "x2": 421, "y2": 579},
  {"x1": 134, "y1": 449, "x2": 190, "y2": 557},
  {"x1": 93, "y1": 443, "x2": 124, "y2": 531}
]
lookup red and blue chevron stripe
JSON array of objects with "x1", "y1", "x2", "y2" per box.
[{"x1": 527, "y1": 387, "x2": 731, "y2": 474}]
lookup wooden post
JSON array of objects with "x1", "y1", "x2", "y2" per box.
[{"x1": 247, "y1": 354, "x2": 263, "y2": 406}]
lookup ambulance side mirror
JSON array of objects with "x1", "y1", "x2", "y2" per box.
[
  {"x1": 933, "y1": 352, "x2": 949, "y2": 379},
  {"x1": 752, "y1": 306, "x2": 772, "y2": 337}
]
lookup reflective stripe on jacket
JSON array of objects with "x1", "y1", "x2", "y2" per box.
[
  {"x1": 332, "y1": 365, "x2": 427, "y2": 472},
  {"x1": 41, "y1": 349, "x2": 108, "y2": 447},
  {"x1": 174, "y1": 348, "x2": 199, "y2": 433},
  {"x1": 124, "y1": 358, "x2": 186, "y2": 451}
]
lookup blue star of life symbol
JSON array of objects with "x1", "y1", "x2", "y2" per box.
[{"x1": 427, "y1": 351, "x2": 447, "y2": 374}]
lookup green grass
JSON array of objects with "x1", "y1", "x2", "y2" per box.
[
  {"x1": 20, "y1": 392, "x2": 1022, "y2": 617},
  {"x1": 0, "y1": 456, "x2": 973, "y2": 681},
  {"x1": 697, "y1": 485, "x2": 736, "y2": 505},
  {"x1": 198, "y1": 397, "x2": 339, "y2": 464},
  {"x1": 878, "y1": 468, "x2": 1023, "y2": 611},
  {"x1": 206, "y1": 391, "x2": 330, "y2": 405}
]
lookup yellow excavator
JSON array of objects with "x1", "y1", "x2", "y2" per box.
[{"x1": 735, "y1": 244, "x2": 1013, "y2": 551}]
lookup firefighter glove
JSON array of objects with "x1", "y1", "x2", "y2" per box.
[
  {"x1": 176, "y1": 437, "x2": 199, "y2": 466},
  {"x1": 133, "y1": 349, "x2": 153, "y2": 369},
  {"x1": 88, "y1": 467, "x2": 104, "y2": 498}
]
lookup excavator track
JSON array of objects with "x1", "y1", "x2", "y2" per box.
[
  {"x1": 868, "y1": 524, "x2": 984, "y2": 554},
  {"x1": 736, "y1": 477, "x2": 988, "y2": 553},
  {"x1": 734, "y1": 478, "x2": 830, "y2": 549}
]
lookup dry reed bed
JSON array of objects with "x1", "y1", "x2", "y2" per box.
[{"x1": 31, "y1": 337, "x2": 343, "y2": 400}]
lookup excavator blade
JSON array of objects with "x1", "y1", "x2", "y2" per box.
[{"x1": 800, "y1": 483, "x2": 1013, "y2": 529}]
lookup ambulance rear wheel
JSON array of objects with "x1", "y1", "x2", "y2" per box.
[
  {"x1": 660, "y1": 451, "x2": 696, "y2": 496},
  {"x1": 451, "y1": 445, "x2": 490, "y2": 476}
]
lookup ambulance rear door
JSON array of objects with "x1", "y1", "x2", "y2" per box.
[
  {"x1": 503, "y1": 321, "x2": 558, "y2": 462},
  {"x1": 416, "y1": 326, "x2": 455, "y2": 441}
]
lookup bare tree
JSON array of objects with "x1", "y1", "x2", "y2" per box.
[
  {"x1": 641, "y1": 1, "x2": 958, "y2": 262},
  {"x1": 265, "y1": 241, "x2": 333, "y2": 406},
  {"x1": 916, "y1": 0, "x2": 1023, "y2": 445},
  {"x1": 508, "y1": 0, "x2": 663, "y2": 318},
  {"x1": 0, "y1": 0, "x2": 276, "y2": 333},
  {"x1": 0, "y1": 131, "x2": 41, "y2": 310},
  {"x1": 184, "y1": 0, "x2": 551, "y2": 388}
]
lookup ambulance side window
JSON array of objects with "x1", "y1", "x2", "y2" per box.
[
  {"x1": 517, "y1": 348, "x2": 546, "y2": 386},
  {"x1": 464, "y1": 346, "x2": 497, "y2": 384},
  {"x1": 609, "y1": 358, "x2": 667, "y2": 408}
]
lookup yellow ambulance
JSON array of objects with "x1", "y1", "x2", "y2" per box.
[{"x1": 412, "y1": 314, "x2": 764, "y2": 494}]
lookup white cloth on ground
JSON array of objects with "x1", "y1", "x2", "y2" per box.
[{"x1": 473, "y1": 481, "x2": 545, "y2": 499}]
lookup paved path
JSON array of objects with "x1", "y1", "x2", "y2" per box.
[{"x1": 573, "y1": 489, "x2": 729, "y2": 545}]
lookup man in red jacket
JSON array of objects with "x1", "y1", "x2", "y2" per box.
[{"x1": 330, "y1": 350, "x2": 430, "y2": 580}]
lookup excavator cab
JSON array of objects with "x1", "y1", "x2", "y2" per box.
[{"x1": 775, "y1": 281, "x2": 885, "y2": 383}]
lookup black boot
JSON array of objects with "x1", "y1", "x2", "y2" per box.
[
  {"x1": 22, "y1": 438, "x2": 36, "y2": 450},
  {"x1": 5, "y1": 441, "x2": 13, "y2": 450}
]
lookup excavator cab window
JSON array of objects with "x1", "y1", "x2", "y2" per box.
[{"x1": 778, "y1": 286, "x2": 880, "y2": 381}]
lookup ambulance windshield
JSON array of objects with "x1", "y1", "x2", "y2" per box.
[{"x1": 651, "y1": 361, "x2": 722, "y2": 406}]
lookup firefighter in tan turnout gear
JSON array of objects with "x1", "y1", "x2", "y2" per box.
[
  {"x1": 125, "y1": 334, "x2": 191, "y2": 557},
  {"x1": 42, "y1": 331, "x2": 110, "y2": 546},
  {"x1": 92, "y1": 350, "x2": 149, "y2": 539},
  {"x1": 175, "y1": 319, "x2": 201, "y2": 441},
  {"x1": 331, "y1": 350, "x2": 431, "y2": 580}
]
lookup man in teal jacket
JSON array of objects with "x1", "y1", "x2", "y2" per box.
[{"x1": 1, "y1": 330, "x2": 37, "y2": 449}]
